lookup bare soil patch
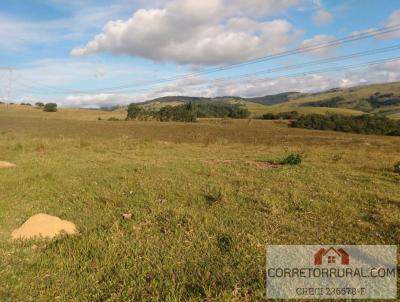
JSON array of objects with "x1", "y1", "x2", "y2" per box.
[
  {"x1": 246, "y1": 160, "x2": 283, "y2": 169},
  {"x1": 11, "y1": 213, "x2": 77, "y2": 240},
  {"x1": 0, "y1": 161, "x2": 16, "y2": 168},
  {"x1": 203, "y1": 159, "x2": 283, "y2": 169}
]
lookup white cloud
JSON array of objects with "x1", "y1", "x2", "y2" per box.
[
  {"x1": 9, "y1": 57, "x2": 170, "y2": 106},
  {"x1": 353, "y1": 9, "x2": 400, "y2": 40},
  {"x1": 71, "y1": 0, "x2": 302, "y2": 65},
  {"x1": 351, "y1": 28, "x2": 376, "y2": 37},
  {"x1": 19, "y1": 96, "x2": 38, "y2": 104},
  {"x1": 227, "y1": 0, "x2": 300, "y2": 17},
  {"x1": 55, "y1": 58, "x2": 400, "y2": 107},
  {"x1": 312, "y1": 9, "x2": 332, "y2": 26},
  {"x1": 382, "y1": 9, "x2": 400, "y2": 39},
  {"x1": 63, "y1": 93, "x2": 134, "y2": 108},
  {"x1": 300, "y1": 34, "x2": 339, "y2": 55}
]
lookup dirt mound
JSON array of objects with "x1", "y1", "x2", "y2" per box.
[
  {"x1": 11, "y1": 213, "x2": 77, "y2": 240},
  {"x1": 0, "y1": 161, "x2": 16, "y2": 168}
]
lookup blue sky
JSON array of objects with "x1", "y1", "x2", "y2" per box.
[{"x1": 1, "y1": 0, "x2": 400, "y2": 107}]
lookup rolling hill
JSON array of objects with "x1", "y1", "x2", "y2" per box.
[
  {"x1": 271, "y1": 81, "x2": 400, "y2": 119},
  {"x1": 134, "y1": 82, "x2": 400, "y2": 119}
]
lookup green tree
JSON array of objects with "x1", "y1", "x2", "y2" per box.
[
  {"x1": 43, "y1": 103, "x2": 58, "y2": 112},
  {"x1": 126, "y1": 104, "x2": 144, "y2": 120}
]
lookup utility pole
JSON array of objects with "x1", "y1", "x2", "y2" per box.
[{"x1": 0, "y1": 67, "x2": 15, "y2": 108}]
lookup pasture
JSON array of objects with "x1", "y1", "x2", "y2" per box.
[{"x1": 0, "y1": 106, "x2": 399, "y2": 301}]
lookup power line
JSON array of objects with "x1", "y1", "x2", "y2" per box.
[
  {"x1": 105, "y1": 44, "x2": 400, "y2": 94},
  {"x1": 116, "y1": 56, "x2": 400, "y2": 96},
  {"x1": 241, "y1": 56, "x2": 400, "y2": 84},
  {"x1": 14, "y1": 55, "x2": 400, "y2": 100},
  {"x1": 13, "y1": 23, "x2": 400, "y2": 96},
  {"x1": 68, "y1": 23, "x2": 400, "y2": 94},
  {"x1": 107, "y1": 56, "x2": 400, "y2": 95}
]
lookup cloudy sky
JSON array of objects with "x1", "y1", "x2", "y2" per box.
[{"x1": 1, "y1": 0, "x2": 400, "y2": 107}]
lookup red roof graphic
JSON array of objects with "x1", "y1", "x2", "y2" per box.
[{"x1": 314, "y1": 247, "x2": 349, "y2": 265}]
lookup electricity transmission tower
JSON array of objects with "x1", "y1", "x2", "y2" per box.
[{"x1": 0, "y1": 67, "x2": 15, "y2": 105}]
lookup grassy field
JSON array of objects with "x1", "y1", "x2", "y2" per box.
[
  {"x1": 0, "y1": 106, "x2": 399, "y2": 301},
  {"x1": 0, "y1": 104, "x2": 127, "y2": 121}
]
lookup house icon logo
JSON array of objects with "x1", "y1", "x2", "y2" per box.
[{"x1": 314, "y1": 247, "x2": 349, "y2": 265}]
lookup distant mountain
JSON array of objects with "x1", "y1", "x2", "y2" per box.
[{"x1": 137, "y1": 92, "x2": 301, "y2": 107}]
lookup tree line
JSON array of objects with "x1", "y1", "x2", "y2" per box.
[
  {"x1": 261, "y1": 111, "x2": 400, "y2": 136},
  {"x1": 290, "y1": 113, "x2": 400, "y2": 136},
  {"x1": 126, "y1": 102, "x2": 250, "y2": 122}
]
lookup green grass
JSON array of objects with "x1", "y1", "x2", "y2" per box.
[{"x1": 0, "y1": 108, "x2": 399, "y2": 301}]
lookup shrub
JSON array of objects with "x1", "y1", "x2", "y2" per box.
[
  {"x1": 107, "y1": 117, "x2": 121, "y2": 121},
  {"x1": 204, "y1": 187, "x2": 224, "y2": 205},
  {"x1": 217, "y1": 234, "x2": 233, "y2": 253},
  {"x1": 394, "y1": 162, "x2": 400, "y2": 174},
  {"x1": 43, "y1": 103, "x2": 58, "y2": 112},
  {"x1": 291, "y1": 113, "x2": 400, "y2": 136},
  {"x1": 281, "y1": 154, "x2": 302, "y2": 165},
  {"x1": 35, "y1": 102, "x2": 44, "y2": 108}
]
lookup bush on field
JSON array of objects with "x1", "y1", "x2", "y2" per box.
[
  {"x1": 108, "y1": 117, "x2": 121, "y2": 121},
  {"x1": 290, "y1": 113, "x2": 400, "y2": 136},
  {"x1": 35, "y1": 102, "x2": 44, "y2": 108},
  {"x1": 281, "y1": 154, "x2": 302, "y2": 165},
  {"x1": 394, "y1": 162, "x2": 400, "y2": 174},
  {"x1": 43, "y1": 103, "x2": 58, "y2": 112},
  {"x1": 217, "y1": 234, "x2": 233, "y2": 253}
]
